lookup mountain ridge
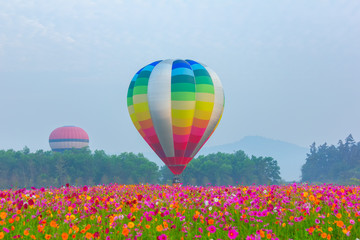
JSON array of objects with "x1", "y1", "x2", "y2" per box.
[{"x1": 143, "y1": 136, "x2": 309, "y2": 182}]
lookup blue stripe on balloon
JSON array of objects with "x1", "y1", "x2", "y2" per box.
[
  {"x1": 49, "y1": 139, "x2": 89, "y2": 143},
  {"x1": 171, "y1": 68, "x2": 194, "y2": 77},
  {"x1": 150, "y1": 60, "x2": 162, "y2": 66},
  {"x1": 172, "y1": 60, "x2": 192, "y2": 70},
  {"x1": 188, "y1": 63, "x2": 204, "y2": 70},
  {"x1": 185, "y1": 59, "x2": 198, "y2": 65}
]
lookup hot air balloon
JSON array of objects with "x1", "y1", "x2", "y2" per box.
[
  {"x1": 49, "y1": 126, "x2": 89, "y2": 152},
  {"x1": 127, "y1": 59, "x2": 224, "y2": 183}
]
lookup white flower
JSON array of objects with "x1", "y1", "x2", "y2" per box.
[
  {"x1": 214, "y1": 198, "x2": 219, "y2": 202},
  {"x1": 204, "y1": 200, "x2": 209, "y2": 206},
  {"x1": 263, "y1": 190, "x2": 267, "y2": 194},
  {"x1": 208, "y1": 207, "x2": 213, "y2": 211}
]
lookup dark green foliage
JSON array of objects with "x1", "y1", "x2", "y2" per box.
[
  {"x1": 0, "y1": 147, "x2": 159, "y2": 189},
  {"x1": 0, "y1": 147, "x2": 281, "y2": 188},
  {"x1": 301, "y1": 134, "x2": 360, "y2": 184},
  {"x1": 160, "y1": 150, "x2": 282, "y2": 186}
]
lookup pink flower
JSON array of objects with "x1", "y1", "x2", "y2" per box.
[
  {"x1": 207, "y1": 225, "x2": 217, "y2": 233},
  {"x1": 228, "y1": 229, "x2": 239, "y2": 239},
  {"x1": 157, "y1": 234, "x2": 168, "y2": 240}
]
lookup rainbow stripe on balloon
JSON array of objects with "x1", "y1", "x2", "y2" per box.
[{"x1": 127, "y1": 59, "x2": 224, "y2": 175}]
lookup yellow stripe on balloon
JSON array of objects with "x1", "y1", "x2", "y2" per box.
[
  {"x1": 194, "y1": 110, "x2": 213, "y2": 120},
  {"x1": 195, "y1": 101, "x2": 214, "y2": 112},
  {"x1": 133, "y1": 102, "x2": 150, "y2": 113},
  {"x1": 172, "y1": 118, "x2": 194, "y2": 127},
  {"x1": 172, "y1": 109, "x2": 195, "y2": 119}
]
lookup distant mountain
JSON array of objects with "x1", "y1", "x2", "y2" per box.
[
  {"x1": 198, "y1": 136, "x2": 308, "y2": 181},
  {"x1": 143, "y1": 136, "x2": 309, "y2": 182}
]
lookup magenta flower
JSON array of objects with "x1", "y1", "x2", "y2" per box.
[
  {"x1": 315, "y1": 219, "x2": 320, "y2": 224},
  {"x1": 157, "y1": 234, "x2": 168, "y2": 240},
  {"x1": 228, "y1": 229, "x2": 239, "y2": 239},
  {"x1": 207, "y1": 225, "x2": 217, "y2": 233}
]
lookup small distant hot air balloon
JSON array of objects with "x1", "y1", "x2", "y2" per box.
[
  {"x1": 127, "y1": 59, "x2": 224, "y2": 183},
  {"x1": 49, "y1": 126, "x2": 89, "y2": 152}
]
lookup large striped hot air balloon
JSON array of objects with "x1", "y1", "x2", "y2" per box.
[
  {"x1": 127, "y1": 59, "x2": 224, "y2": 181},
  {"x1": 49, "y1": 126, "x2": 89, "y2": 152}
]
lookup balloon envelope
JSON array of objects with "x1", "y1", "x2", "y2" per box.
[
  {"x1": 127, "y1": 59, "x2": 224, "y2": 175},
  {"x1": 49, "y1": 126, "x2": 89, "y2": 152}
]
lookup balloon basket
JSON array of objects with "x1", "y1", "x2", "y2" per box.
[{"x1": 172, "y1": 175, "x2": 181, "y2": 185}]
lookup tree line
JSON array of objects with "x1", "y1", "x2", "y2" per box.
[
  {"x1": 0, "y1": 147, "x2": 281, "y2": 189},
  {"x1": 301, "y1": 134, "x2": 360, "y2": 185}
]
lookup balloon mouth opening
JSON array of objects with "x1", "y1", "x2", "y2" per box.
[{"x1": 167, "y1": 165, "x2": 187, "y2": 175}]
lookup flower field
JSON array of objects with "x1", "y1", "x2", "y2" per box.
[{"x1": 0, "y1": 184, "x2": 359, "y2": 240}]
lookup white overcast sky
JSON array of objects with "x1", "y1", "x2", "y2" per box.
[{"x1": 0, "y1": 0, "x2": 359, "y2": 154}]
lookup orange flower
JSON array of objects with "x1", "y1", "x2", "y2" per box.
[
  {"x1": 50, "y1": 221, "x2": 58, "y2": 228},
  {"x1": 336, "y1": 221, "x2": 344, "y2": 228},
  {"x1": 156, "y1": 225, "x2": 163, "y2": 232},
  {"x1": 336, "y1": 213, "x2": 342, "y2": 219},
  {"x1": 85, "y1": 232, "x2": 93, "y2": 239},
  {"x1": 0, "y1": 232, "x2": 4, "y2": 239},
  {"x1": 163, "y1": 222, "x2": 168, "y2": 229},
  {"x1": 327, "y1": 234, "x2": 331, "y2": 240},
  {"x1": 24, "y1": 230, "x2": 29, "y2": 236},
  {"x1": 208, "y1": 219, "x2": 214, "y2": 225},
  {"x1": 8, "y1": 218, "x2": 14, "y2": 224},
  {"x1": 321, "y1": 233, "x2": 327, "y2": 238},
  {"x1": 85, "y1": 224, "x2": 91, "y2": 231},
  {"x1": 122, "y1": 228, "x2": 129, "y2": 236},
  {"x1": 72, "y1": 225, "x2": 79, "y2": 233},
  {"x1": 145, "y1": 225, "x2": 150, "y2": 229},
  {"x1": 62, "y1": 232, "x2": 69, "y2": 240},
  {"x1": 309, "y1": 227, "x2": 314, "y2": 234},
  {"x1": 259, "y1": 230, "x2": 265, "y2": 238},
  {"x1": 37, "y1": 225, "x2": 44, "y2": 233},
  {"x1": 0, "y1": 212, "x2": 6, "y2": 220},
  {"x1": 266, "y1": 233, "x2": 271, "y2": 239},
  {"x1": 45, "y1": 234, "x2": 51, "y2": 239},
  {"x1": 30, "y1": 235, "x2": 36, "y2": 239},
  {"x1": 342, "y1": 229, "x2": 348, "y2": 234},
  {"x1": 309, "y1": 195, "x2": 315, "y2": 201},
  {"x1": 328, "y1": 227, "x2": 333, "y2": 232},
  {"x1": 15, "y1": 216, "x2": 20, "y2": 222}
]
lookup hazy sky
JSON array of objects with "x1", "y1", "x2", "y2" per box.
[{"x1": 1, "y1": 0, "x2": 359, "y2": 155}]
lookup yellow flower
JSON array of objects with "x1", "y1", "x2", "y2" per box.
[{"x1": 128, "y1": 222, "x2": 135, "y2": 229}]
